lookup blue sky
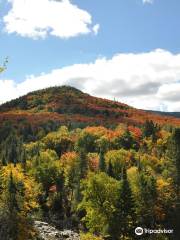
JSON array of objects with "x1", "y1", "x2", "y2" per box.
[{"x1": 0, "y1": 0, "x2": 180, "y2": 111}]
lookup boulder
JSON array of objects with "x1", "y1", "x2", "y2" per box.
[{"x1": 34, "y1": 221, "x2": 80, "y2": 240}]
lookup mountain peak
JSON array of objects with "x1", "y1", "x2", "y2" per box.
[
  {"x1": 0, "y1": 85, "x2": 86, "y2": 112},
  {"x1": 0, "y1": 85, "x2": 180, "y2": 127},
  {"x1": 27, "y1": 85, "x2": 84, "y2": 96}
]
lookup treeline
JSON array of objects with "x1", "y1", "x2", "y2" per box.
[
  {"x1": 0, "y1": 120, "x2": 179, "y2": 239},
  {"x1": 0, "y1": 120, "x2": 60, "y2": 143}
]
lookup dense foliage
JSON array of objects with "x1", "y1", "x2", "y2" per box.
[
  {"x1": 0, "y1": 86, "x2": 180, "y2": 130},
  {"x1": 0, "y1": 87, "x2": 180, "y2": 239},
  {"x1": 0, "y1": 116, "x2": 179, "y2": 239}
]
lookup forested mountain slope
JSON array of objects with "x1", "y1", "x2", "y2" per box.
[
  {"x1": 0, "y1": 86, "x2": 180, "y2": 130},
  {"x1": 0, "y1": 86, "x2": 180, "y2": 240},
  {"x1": 148, "y1": 110, "x2": 180, "y2": 118}
]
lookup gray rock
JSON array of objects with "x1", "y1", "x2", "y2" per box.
[{"x1": 34, "y1": 221, "x2": 80, "y2": 240}]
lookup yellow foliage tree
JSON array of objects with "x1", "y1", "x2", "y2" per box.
[
  {"x1": 0, "y1": 164, "x2": 40, "y2": 240},
  {"x1": 80, "y1": 232, "x2": 103, "y2": 240}
]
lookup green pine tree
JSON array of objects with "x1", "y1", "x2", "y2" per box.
[
  {"x1": 168, "y1": 128, "x2": 180, "y2": 239},
  {"x1": 107, "y1": 160, "x2": 114, "y2": 178},
  {"x1": 138, "y1": 170, "x2": 157, "y2": 228},
  {"x1": 108, "y1": 167, "x2": 136, "y2": 240},
  {"x1": 73, "y1": 149, "x2": 88, "y2": 208},
  {"x1": 143, "y1": 120, "x2": 159, "y2": 142},
  {"x1": 78, "y1": 149, "x2": 88, "y2": 179},
  {"x1": 0, "y1": 172, "x2": 19, "y2": 240},
  {"x1": 99, "y1": 150, "x2": 106, "y2": 172}
]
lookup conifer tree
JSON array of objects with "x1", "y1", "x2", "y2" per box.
[
  {"x1": 6, "y1": 172, "x2": 19, "y2": 239},
  {"x1": 169, "y1": 128, "x2": 180, "y2": 239},
  {"x1": 0, "y1": 172, "x2": 19, "y2": 240},
  {"x1": 107, "y1": 160, "x2": 114, "y2": 178},
  {"x1": 170, "y1": 128, "x2": 180, "y2": 194},
  {"x1": 20, "y1": 147, "x2": 27, "y2": 169},
  {"x1": 138, "y1": 170, "x2": 157, "y2": 228},
  {"x1": 0, "y1": 134, "x2": 25, "y2": 166},
  {"x1": 98, "y1": 149, "x2": 106, "y2": 172},
  {"x1": 0, "y1": 165, "x2": 40, "y2": 240},
  {"x1": 73, "y1": 179, "x2": 81, "y2": 208},
  {"x1": 73, "y1": 149, "x2": 88, "y2": 208},
  {"x1": 108, "y1": 167, "x2": 136, "y2": 239},
  {"x1": 143, "y1": 120, "x2": 159, "y2": 142},
  {"x1": 78, "y1": 149, "x2": 88, "y2": 179}
]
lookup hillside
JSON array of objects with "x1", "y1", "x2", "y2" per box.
[
  {"x1": 0, "y1": 85, "x2": 180, "y2": 239},
  {"x1": 148, "y1": 110, "x2": 180, "y2": 118},
  {"x1": 0, "y1": 85, "x2": 180, "y2": 128}
]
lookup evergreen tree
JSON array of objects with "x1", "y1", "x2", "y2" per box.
[
  {"x1": 143, "y1": 120, "x2": 159, "y2": 142},
  {"x1": 73, "y1": 179, "x2": 81, "y2": 208},
  {"x1": 78, "y1": 149, "x2": 88, "y2": 179},
  {"x1": 0, "y1": 172, "x2": 19, "y2": 240},
  {"x1": 138, "y1": 170, "x2": 157, "y2": 228},
  {"x1": 170, "y1": 128, "x2": 180, "y2": 194},
  {"x1": 169, "y1": 128, "x2": 180, "y2": 239},
  {"x1": 49, "y1": 174, "x2": 65, "y2": 221},
  {"x1": 0, "y1": 166, "x2": 39, "y2": 240},
  {"x1": 0, "y1": 134, "x2": 25, "y2": 166},
  {"x1": 6, "y1": 172, "x2": 19, "y2": 239},
  {"x1": 107, "y1": 160, "x2": 114, "y2": 178},
  {"x1": 115, "y1": 129, "x2": 136, "y2": 150},
  {"x1": 20, "y1": 147, "x2": 27, "y2": 169},
  {"x1": 108, "y1": 167, "x2": 136, "y2": 239},
  {"x1": 73, "y1": 149, "x2": 88, "y2": 208},
  {"x1": 98, "y1": 150, "x2": 106, "y2": 172}
]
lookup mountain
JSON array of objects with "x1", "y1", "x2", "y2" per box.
[
  {"x1": 147, "y1": 110, "x2": 180, "y2": 119},
  {"x1": 0, "y1": 85, "x2": 180, "y2": 128},
  {"x1": 0, "y1": 86, "x2": 180, "y2": 239}
]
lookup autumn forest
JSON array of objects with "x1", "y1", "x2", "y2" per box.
[{"x1": 0, "y1": 86, "x2": 179, "y2": 240}]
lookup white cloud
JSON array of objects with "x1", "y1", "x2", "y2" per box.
[
  {"x1": 1, "y1": 49, "x2": 180, "y2": 112},
  {"x1": 143, "y1": 0, "x2": 154, "y2": 4},
  {"x1": 92, "y1": 24, "x2": 100, "y2": 35},
  {"x1": 3, "y1": 0, "x2": 99, "y2": 39}
]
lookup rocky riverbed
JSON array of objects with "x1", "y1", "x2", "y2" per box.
[{"x1": 34, "y1": 221, "x2": 80, "y2": 240}]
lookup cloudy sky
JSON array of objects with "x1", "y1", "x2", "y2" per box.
[{"x1": 0, "y1": 0, "x2": 180, "y2": 111}]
